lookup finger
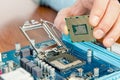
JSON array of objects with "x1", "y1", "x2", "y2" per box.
[
  {"x1": 89, "y1": 0, "x2": 110, "y2": 26},
  {"x1": 54, "y1": 8, "x2": 71, "y2": 35},
  {"x1": 54, "y1": 0, "x2": 88, "y2": 35},
  {"x1": 93, "y1": 0, "x2": 120, "y2": 39},
  {"x1": 103, "y1": 15, "x2": 120, "y2": 48}
]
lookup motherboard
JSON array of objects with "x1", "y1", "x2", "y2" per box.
[{"x1": 0, "y1": 16, "x2": 120, "y2": 80}]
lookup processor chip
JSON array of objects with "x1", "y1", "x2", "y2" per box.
[
  {"x1": 72, "y1": 24, "x2": 88, "y2": 35},
  {"x1": 65, "y1": 15, "x2": 95, "y2": 42}
]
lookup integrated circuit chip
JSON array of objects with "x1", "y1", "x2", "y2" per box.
[{"x1": 65, "y1": 15, "x2": 95, "y2": 42}]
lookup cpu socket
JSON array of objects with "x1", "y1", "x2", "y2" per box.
[{"x1": 45, "y1": 51, "x2": 85, "y2": 72}]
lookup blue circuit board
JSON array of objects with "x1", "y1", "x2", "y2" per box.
[{"x1": 1, "y1": 35, "x2": 120, "y2": 80}]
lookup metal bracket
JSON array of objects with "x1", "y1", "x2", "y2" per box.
[{"x1": 20, "y1": 19, "x2": 67, "y2": 57}]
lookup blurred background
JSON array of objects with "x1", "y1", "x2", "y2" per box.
[{"x1": 0, "y1": 0, "x2": 57, "y2": 52}]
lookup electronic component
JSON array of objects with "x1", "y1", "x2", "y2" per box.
[
  {"x1": 49, "y1": 68, "x2": 55, "y2": 80},
  {"x1": 20, "y1": 19, "x2": 67, "y2": 58},
  {"x1": 20, "y1": 58, "x2": 30, "y2": 68},
  {"x1": 0, "y1": 68, "x2": 34, "y2": 80},
  {"x1": 32, "y1": 66, "x2": 42, "y2": 78},
  {"x1": 15, "y1": 43, "x2": 21, "y2": 53},
  {"x1": 7, "y1": 60, "x2": 14, "y2": 71},
  {"x1": 87, "y1": 49, "x2": 92, "y2": 63},
  {"x1": 77, "y1": 68, "x2": 83, "y2": 77},
  {"x1": 2, "y1": 66, "x2": 9, "y2": 73},
  {"x1": 46, "y1": 51, "x2": 85, "y2": 72},
  {"x1": 65, "y1": 15, "x2": 95, "y2": 42},
  {"x1": 20, "y1": 48, "x2": 31, "y2": 58},
  {"x1": 26, "y1": 62, "x2": 36, "y2": 73},
  {"x1": 7, "y1": 60, "x2": 14, "y2": 68},
  {"x1": 94, "y1": 68, "x2": 99, "y2": 77}
]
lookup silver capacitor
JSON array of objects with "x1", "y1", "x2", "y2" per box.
[
  {"x1": 94, "y1": 68, "x2": 99, "y2": 77},
  {"x1": 40, "y1": 62, "x2": 45, "y2": 70},
  {"x1": 38, "y1": 60, "x2": 42, "y2": 67},
  {"x1": 50, "y1": 68, "x2": 55, "y2": 80},
  {"x1": 2, "y1": 66, "x2": 9, "y2": 73},
  {"x1": 47, "y1": 66, "x2": 52, "y2": 75},
  {"x1": 34, "y1": 58, "x2": 39, "y2": 65},
  {"x1": 78, "y1": 68, "x2": 83, "y2": 77},
  {"x1": 15, "y1": 43, "x2": 21, "y2": 52},
  {"x1": 43, "y1": 64, "x2": 48, "y2": 73},
  {"x1": 87, "y1": 49, "x2": 92, "y2": 63},
  {"x1": 7, "y1": 60, "x2": 14, "y2": 69}
]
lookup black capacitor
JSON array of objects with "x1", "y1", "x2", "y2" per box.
[
  {"x1": 26, "y1": 62, "x2": 36, "y2": 73},
  {"x1": 20, "y1": 58, "x2": 30, "y2": 68},
  {"x1": 32, "y1": 66, "x2": 42, "y2": 78},
  {"x1": 20, "y1": 48, "x2": 31, "y2": 58}
]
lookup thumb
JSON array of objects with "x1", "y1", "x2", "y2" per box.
[{"x1": 54, "y1": 5, "x2": 87, "y2": 35}]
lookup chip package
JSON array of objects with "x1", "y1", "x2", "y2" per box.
[{"x1": 65, "y1": 15, "x2": 95, "y2": 42}]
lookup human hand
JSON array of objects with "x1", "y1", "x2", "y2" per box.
[{"x1": 54, "y1": 0, "x2": 120, "y2": 47}]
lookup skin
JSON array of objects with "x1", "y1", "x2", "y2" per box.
[{"x1": 54, "y1": 0, "x2": 120, "y2": 48}]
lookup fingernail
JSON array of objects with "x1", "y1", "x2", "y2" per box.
[
  {"x1": 90, "y1": 16, "x2": 99, "y2": 26},
  {"x1": 93, "y1": 29, "x2": 104, "y2": 39},
  {"x1": 104, "y1": 38, "x2": 114, "y2": 47}
]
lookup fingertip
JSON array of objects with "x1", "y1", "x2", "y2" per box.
[
  {"x1": 103, "y1": 38, "x2": 115, "y2": 48},
  {"x1": 93, "y1": 29, "x2": 105, "y2": 39},
  {"x1": 89, "y1": 15, "x2": 100, "y2": 27}
]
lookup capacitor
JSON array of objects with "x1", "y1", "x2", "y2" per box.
[
  {"x1": 94, "y1": 68, "x2": 99, "y2": 77},
  {"x1": 7, "y1": 60, "x2": 14, "y2": 69},
  {"x1": 32, "y1": 50, "x2": 37, "y2": 57},
  {"x1": 38, "y1": 60, "x2": 42, "y2": 67},
  {"x1": 78, "y1": 68, "x2": 83, "y2": 77},
  {"x1": 15, "y1": 43, "x2": 21, "y2": 52},
  {"x1": 40, "y1": 62, "x2": 45, "y2": 70},
  {"x1": 87, "y1": 49, "x2": 92, "y2": 57},
  {"x1": 87, "y1": 49, "x2": 92, "y2": 63},
  {"x1": 32, "y1": 66, "x2": 42, "y2": 78},
  {"x1": 50, "y1": 68, "x2": 55, "y2": 80},
  {"x1": 34, "y1": 58, "x2": 39, "y2": 65},
  {"x1": 2, "y1": 66, "x2": 9, "y2": 73},
  {"x1": 43, "y1": 64, "x2": 48, "y2": 73},
  {"x1": 20, "y1": 48, "x2": 31, "y2": 58},
  {"x1": 47, "y1": 66, "x2": 52, "y2": 74}
]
